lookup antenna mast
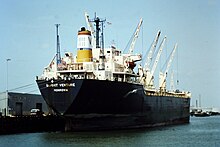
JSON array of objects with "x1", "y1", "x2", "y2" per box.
[{"x1": 55, "y1": 24, "x2": 61, "y2": 66}]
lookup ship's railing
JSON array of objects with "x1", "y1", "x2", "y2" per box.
[
  {"x1": 145, "y1": 90, "x2": 191, "y2": 98},
  {"x1": 67, "y1": 63, "x2": 83, "y2": 71},
  {"x1": 65, "y1": 62, "x2": 94, "y2": 71}
]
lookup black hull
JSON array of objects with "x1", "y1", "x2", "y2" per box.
[{"x1": 36, "y1": 79, "x2": 190, "y2": 131}]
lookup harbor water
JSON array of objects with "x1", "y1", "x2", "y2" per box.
[{"x1": 0, "y1": 116, "x2": 220, "y2": 147}]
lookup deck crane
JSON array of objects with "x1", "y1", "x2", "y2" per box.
[
  {"x1": 159, "y1": 43, "x2": 177, "y2": 92},
  {"x1": 144, "y1": 30, "x2": 161, "y2": 71},
  {"x1": 84, "y1": 12, "x2": 96, "y2": 48},
  {"x1": 124, "y1": 18, "x2": 143, "y2": 70},
  {"x1": 129, "y1": 18, "x2": 143, "y2": 54},
  {"x1": 138, "y1": 30, "x2": 161, "y2": 84},
  {"x1": 145, "y1": 36, "x2": 166, "y2": 88}
]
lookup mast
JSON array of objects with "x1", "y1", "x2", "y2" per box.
[
  {"x1": 94, "y1": 17, "x2": 100, "y2": 48},
  {"x1": 90, "y1": 14, "x2": 106, "y2": 70},
  {"x1": 55, "y1": 24, "x2": 61, "y2": 66}
]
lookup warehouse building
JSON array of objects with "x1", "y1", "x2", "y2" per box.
[{"x1": 0, "y1": 92, "x2": 49, "y2": 116}]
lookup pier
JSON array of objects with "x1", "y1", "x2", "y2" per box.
[{"x1": 0, "y1": 115, "x2": 65, "y2": 135}]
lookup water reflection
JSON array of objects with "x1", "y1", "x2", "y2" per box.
[{"x1": 42, "y1": 128, "x2": 165, "y2": 146}]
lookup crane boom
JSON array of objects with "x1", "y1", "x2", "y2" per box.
[
  {"x1": 145, "y1": 30, "x2": 161, "y2": 70},
  {"x1": 84, "y1": 12, "x2": 96, "y2": 48},
  {"x1": 129, "y1": 18, "x2": 143, "y2": 54},
  {"x1": 151, "y1": 36, "x2": 166, "y2": 75},
  {"x1": 84, "y1": 12, "x2": 95, "y2": 34},
  {"x1": 145, "y1": 36, "x2": 166, "y2": 88},
  {"x1": 159, "y1": 43, "x2": 177, "y2": 89}
]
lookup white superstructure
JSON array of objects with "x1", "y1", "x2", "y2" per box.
[{"x1": 38, "y1": 13, "x2": 191, "y2": 98}]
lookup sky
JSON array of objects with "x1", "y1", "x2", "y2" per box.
[{"x1": 0, "y1": 0, "x2": 220, "y2": 108}]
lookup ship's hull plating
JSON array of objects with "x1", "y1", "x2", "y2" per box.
[{"x1": 36, "y1": 79, "x2": 190, "y2": 131}]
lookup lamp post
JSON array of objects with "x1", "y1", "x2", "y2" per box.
[{"x1": 6, "y1": 58, "x2": 11, "y2": 116}]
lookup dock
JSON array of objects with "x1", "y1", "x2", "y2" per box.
[{"x1": 0, "y1": 115, "x2": 65, "y2": 135}]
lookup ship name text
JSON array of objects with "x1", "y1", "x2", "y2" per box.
[{"x1": 46, "y1": 83, "x2": 75, "y2": 88}]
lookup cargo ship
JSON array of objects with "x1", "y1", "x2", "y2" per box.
[{"x1": 36, "y1": 13, "x2": 191, "y2": 131}]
